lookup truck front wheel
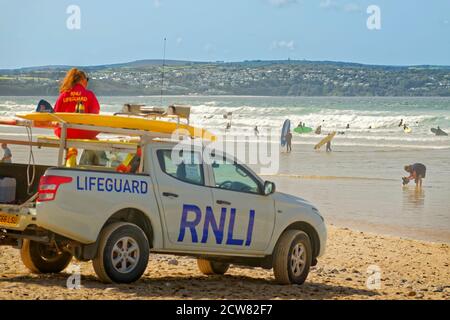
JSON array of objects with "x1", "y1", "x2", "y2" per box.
[
  {"x1": 92, "y1": 222, "x2": 149, "y2": 284},
  {"x1": 272, "y1": 230, "x2": 312, "y2": 285},
  {"x1": 20, "y1": 239, "x2": 72, "y2": 274},
  {"x1": 197, "y1": 259, "x2": 230, "y2": 275}
]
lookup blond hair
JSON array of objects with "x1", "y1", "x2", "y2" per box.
[{"x1": 59, "y1": 68, "x2": 87, "y2": 93}]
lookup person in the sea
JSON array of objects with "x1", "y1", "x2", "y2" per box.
[
  {"x1": 326, "y1": 140, "x2": 332, "y2": 152},
  {"x1": 346, "y1": 124, "x2": 350, "y2": 129},
  {"x1": 1, "y1": 143, "x2": 12, "y2": 163},
  {"x1": 254, "y1": 126, "x2": 259, "y2": 136},
  {"x1": 54, "y1": 68, "x2": 100, "y2": 139},
  {"x1": 315, "y1": 125, "x2": 322, "y2": 135},
  {"x1": 399, "y1": 119, "x2": 404, "y2": 127},
  {"x1": 403, "y1": 163, "x2": 426, "y2": 188},
  {"x1": 285, "y1": 130, "x2": 292, "y2": 153}
]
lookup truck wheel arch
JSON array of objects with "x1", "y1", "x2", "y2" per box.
[
  {"x1": 74, "y1": 208, "x2": 154, "y2": 262},
  {"x1": 103, "y1": 208, "x2": 154, "y2": 249},
  {"x1": 279, "y1": 222, "x2": 320, "y2": 262}
]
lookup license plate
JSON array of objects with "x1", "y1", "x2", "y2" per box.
[{"x1": 0, "y1": 212, "x2": 19, "y2": 227}]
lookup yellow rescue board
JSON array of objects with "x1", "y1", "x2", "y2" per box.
[
  {"x1": 314, "y1": 131, "x2": 336, "y2": 150},
  {"x1": 16, "y1": 112, "x2": 216, "y2": 141}
]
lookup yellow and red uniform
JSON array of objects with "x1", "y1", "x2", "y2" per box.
[{"x1": 54, "y1": 84, "x2": 100, "y2": 139}]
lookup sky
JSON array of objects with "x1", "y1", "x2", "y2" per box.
[{"x1": 1, "y1": 0, "x2": 450, "y2": 69}]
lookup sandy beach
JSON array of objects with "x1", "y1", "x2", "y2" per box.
[
  {"x1": 1, "y1": 96, "x2": 449, "y2": 300},
  {"x1": 0, "y1": 225, "x2": 448, "y2": 300}
]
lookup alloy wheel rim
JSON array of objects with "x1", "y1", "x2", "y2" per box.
[
  {"x1": 111, "y1": 237, "x2": 140, "y2": 273},
  {"x1": 290, "y1": 243, "x2": 306, "y2": 277}
]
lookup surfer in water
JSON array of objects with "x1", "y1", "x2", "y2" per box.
[
  {"x1": 285, "y1": 130, "x2": 293, "y2": 153},
  {"x1": 399, "y1": 119, "x2": 404, "y2": 127},
  {"x1": 254, "y1": 126, "x2": 259, "y2": 136},
  {"x1": 403, "y1": 163, "x2": 426, "y2": 188},
  {"x1": 315, "y1": 125, "x2": 322, "y2": 135},
  {"x1": 326, "y1": 140, "x2": 332, "y2": 152}
]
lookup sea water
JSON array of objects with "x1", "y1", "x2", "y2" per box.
[{"x1": 1, "y1": 96, "x2": 449, "y2": 242}]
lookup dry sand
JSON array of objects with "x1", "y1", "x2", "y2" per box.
[{"x1": 0, "y1": 225, "x2": 449, "y2": 300}]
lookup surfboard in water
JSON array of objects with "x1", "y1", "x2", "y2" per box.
[
  {"x1": 431, "y1": 128, "x2": 448, "y2": 136},
  {"x1": 294, "y1": 126, "x2": 313, "y2": 134},
  {"x1": 314, "y1": 132, "x2": 336, "y2": 150},
  {"x1": 280, "y1": 119, "x2": 291, "y2": 146}
]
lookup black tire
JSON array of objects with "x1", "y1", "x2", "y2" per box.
[
  {"x1": 272, "y1": 230, "x2": 312, "y2": 285},
  {"x1": 92, "y1": 222, "x2": 149, "y2": 284},
  {"x1": 197, "y1": 259, "x2": 230, "y2": 275},
  {"x1": 20, "y1": 239, "x2": 72, "y2": 274}
]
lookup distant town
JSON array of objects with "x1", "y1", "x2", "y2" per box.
[{"x1": 1, "y1": 60, "x2": 449, "y2": 96}]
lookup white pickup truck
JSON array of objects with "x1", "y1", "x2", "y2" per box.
[{"x1": 0, "y1": 137, "x2": 326, "y2": 285}]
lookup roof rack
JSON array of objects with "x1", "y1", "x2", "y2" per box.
[{"x1": 115, "y1": 104, "x2": 191, "y2": 124}]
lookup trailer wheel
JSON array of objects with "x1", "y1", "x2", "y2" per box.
[
  {"x1": 92, "y1": 222, "x2": 149, "y2": 284},
  {"x1": 197, "y1": 259, "x2": 230, "y2": 275},
  {"x1": 272, "y1": 230, "x2": 312, "y2": 285},
  {"x1": 20, "y1": 239, "x2": 72, "y2": 274}
]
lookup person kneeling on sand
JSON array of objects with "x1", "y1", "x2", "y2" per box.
[{"x1": 403, "y1": 163, "x2": 426, "y2": 188}]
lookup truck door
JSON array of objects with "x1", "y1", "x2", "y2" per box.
[
  {"x1": 152, "y1": 148, "x2": 214, "y2": 250},
  {"x1": 207, "y1": 154, "x2": 276, "y2": 253}
]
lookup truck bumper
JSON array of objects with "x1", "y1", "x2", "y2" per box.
[{"x1": 0, "y1": 207, "x2": 37, "y2": 232}]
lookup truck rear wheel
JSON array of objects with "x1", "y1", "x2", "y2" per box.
[
  {"x1": 272, "y1": 230, "x2": 312, "y2": 285},
  {"x1": 92, "y1": 222, "x2": 149, "y2": 284},
  {"x1": 197, "y1": 259, "x2": 230, "y2": 275},
  {"x1": 20, "y1": 239, "x2": 72, "y2": 274}
]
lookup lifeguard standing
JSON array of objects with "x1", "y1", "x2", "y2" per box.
[{"x1": 54, "y1": 68, "x2": 100, "y2": 139}]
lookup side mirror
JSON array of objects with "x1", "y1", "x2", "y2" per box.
[{"x1": 263, "y1": 181, "x2": 276, "y2": 196}]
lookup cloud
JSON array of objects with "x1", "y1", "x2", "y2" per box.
[
  {"x1": 271, "y1": 40, "x2": 295, "y2": 51},
  {"x1": 343, "y1": 3, "x2": 361, "y2": 12},
  {"x1": 319, "y1": 0, "x2": 339, "y2": 9},
  {"x1": 267, "y1": 0, "x2": 298, "y2": 8},
  {"x1": 154, "y1": 0, "x2": 161, "y2": 8},
  {"x1": 176, "y1": 37, "x2": 183, "y2": 46},
  {"x1": 204, "y1": 43, "x2": 215, "y2": 55},
  {"x1": 320, "y1": 0, "x2": 362, "y2": 12}
]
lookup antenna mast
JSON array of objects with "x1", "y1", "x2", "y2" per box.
[{"x1": 160, "y1": 37, "x2": 167, "y2": 107}]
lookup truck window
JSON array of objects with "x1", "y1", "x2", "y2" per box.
[
  {"x1": 157, "y1": 150, "x2": 204, "y2": 186},
  {"x1": 211, "y1": 158, "x2": 261, "y2": 194}
]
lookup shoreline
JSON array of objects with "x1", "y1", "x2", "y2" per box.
[
  {"x1": 0, "y1": 225, "x2": 448, "y2": 300},
  {"x1": 1, "y1": 132, "x2": 449, "y2": 244}
]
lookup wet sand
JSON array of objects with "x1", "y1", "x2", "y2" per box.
[{"x1": 0, "y1": 226, "x2": 449, "y2": 300}]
